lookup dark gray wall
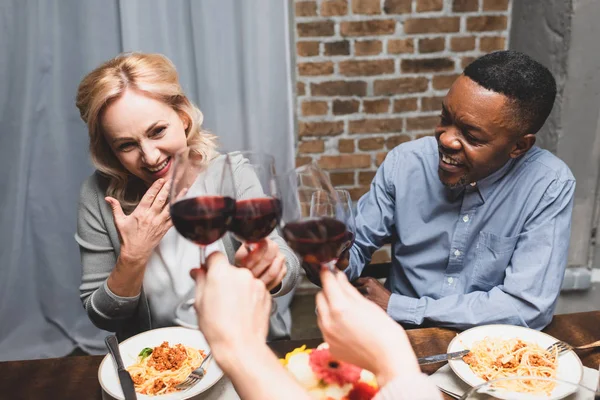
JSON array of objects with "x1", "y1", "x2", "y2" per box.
[
  {"x1": 510, "y1": 0, "x2": 573, "y2": 153},
  {"x1": 510, "y1": 0, "x2": 600, "y2": 268}
]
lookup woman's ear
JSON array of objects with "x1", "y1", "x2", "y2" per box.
[{"x1": 178, "y1": 111, "x2": 191, "y2": 131}]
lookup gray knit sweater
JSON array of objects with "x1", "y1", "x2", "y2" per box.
[{"x1": 76, "y1": 152, "x2": 300, "y2": 341}]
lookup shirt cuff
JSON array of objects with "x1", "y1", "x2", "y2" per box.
[
  {"x1": 90, "y1": 281, "x2": 141, "y2": 320},
  {"x1": 387, "y1": 293, "x2": 419, "y2": 324},
  {"x1": 374, "y1": 373, "x2": 443, "y2": 400},
  {"x1": 344, "y1": 250, "x2": 362, "y2": 281}
]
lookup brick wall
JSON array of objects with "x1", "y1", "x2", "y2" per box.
[{"x1": 293, "y1": 0, "x2": 511, "y2": 264}]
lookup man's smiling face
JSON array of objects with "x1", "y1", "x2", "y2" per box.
[{"x1": 435, "y1": 75, "x2": 524, "y2": 188}]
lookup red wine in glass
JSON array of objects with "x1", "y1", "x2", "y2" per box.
[
  {"x1": 230, "y1": 197, "x2": 282, "y2": 243},
  {"x1": 169, "y1": 150, "x2": 236, "y2": 328},
  {"x1": 229, "y1": 151, "x2": 282, "y2": 248},
  {"x1": 170, "y1": 195, "x2": 236, "y2": 245},
  {"x1": 282, "y1": 217, "x2": 348, "y2": 265},
  {"x1": 299, "y1": 227, "x2": 354, "y2": 286}
]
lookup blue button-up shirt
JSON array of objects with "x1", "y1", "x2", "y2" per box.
[{"x1": 347, "y1": 137, "x2": 575, "y2": 330}]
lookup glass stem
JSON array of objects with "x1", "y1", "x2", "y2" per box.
[
  {"x1": 199, "y1": 245, "x2": 206, "y2": 268},
  {"x1": 182, "y1": 245, "x2": 206, "y2": 310}
]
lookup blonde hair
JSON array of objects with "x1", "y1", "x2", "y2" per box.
[{"x1": 76, "y1": 52, "x2": 217, "y2": 212}]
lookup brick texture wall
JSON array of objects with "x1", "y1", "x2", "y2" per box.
[{"x1": 293, "y1": 0, "x2": 511, "y2": 264}]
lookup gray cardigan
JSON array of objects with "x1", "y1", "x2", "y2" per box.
[{"x1": 76, "y1": 152, "x2": 300, "y2": 341}]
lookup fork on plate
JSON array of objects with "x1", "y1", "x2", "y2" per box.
[
  {"x1": 545, "y1": 339, "x2": 600, "y2": 355},
  {"x1": 175, "y1": 350, "x2": 214, "y2": 391}
]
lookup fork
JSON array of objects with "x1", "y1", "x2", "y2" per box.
[
  {"x1": 545, "y1": 339, "x2": 600, "y2": 355},
  {"x1": 175, "y1": 350, "x2": 213, "y2": 391}
]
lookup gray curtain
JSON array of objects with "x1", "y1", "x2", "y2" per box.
[{"x1": 0, "y1": 0, "x2": 295, "y2": 361}]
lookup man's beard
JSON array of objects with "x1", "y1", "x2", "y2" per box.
[{"x1": 441, "y1": 173, "x2": 468, "y2": 189}]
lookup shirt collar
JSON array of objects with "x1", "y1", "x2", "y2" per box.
[
  {"x1": 444, "y1": 158, "x2": 516, "y2": 203},
  {"x1": 473, "y1": 157, "x2": 516, "y2": 202}
]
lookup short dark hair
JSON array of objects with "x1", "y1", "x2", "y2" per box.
[{"x1": 463, "y1": 50, "x2": 557, "y2": 134}]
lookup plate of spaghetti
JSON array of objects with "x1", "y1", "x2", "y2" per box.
[
  {"x1": 98, "y1": 327, "x2": 223, "y2": 399},
  {"x1": 447, "y1": 325, "x2": 583, "y2": 399}
]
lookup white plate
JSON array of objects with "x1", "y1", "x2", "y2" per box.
[
  {"x1": 98, "y1": 327, "x2": 224, "y2": 400},
  {"x1": 447, "y1": 325, "x2": 583, "y2": 400}
]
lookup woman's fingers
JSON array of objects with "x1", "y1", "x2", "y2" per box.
[
  {"x1": 138, "y1": 178, "x2": 166, "y2": 210},
  {"x1": 159, "y1": 198, "x2": 173, "y2": 222},
  {"x1": 241, "y1": 239, "x2": 270, "y2": 269},
  {"x1": 334, "y1": 269, "x2": 362, "y2": 299},
  {"x1": 320, "y1": 267, "x2": 345, "y2": 305},
  {"x1": 150, "y1": 179, "x2": 171, "y2": 211},
  {"x1": 262, "y1": 255, "x2": 286, "y2": 291},
  {"x1": 315, "y1": 292, "x2": 331, "y2": 330},
  {"x1": 105, "y1": 197, "x2": 125, "y2": 222},
  {"x1": 205, "y1": 251, "x2": 230, "y2": 274}
]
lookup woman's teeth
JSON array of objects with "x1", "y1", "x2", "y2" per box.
[
  {"x1": 441, "y1": 154, "x2": 461, "y2": 166},
  {"x1": 147, "y1": 158, "x2": 169, "y2": 172}
]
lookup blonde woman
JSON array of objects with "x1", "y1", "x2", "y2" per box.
[{"x1": 75, "y1": 52, "x2": 299, "y2": 340}]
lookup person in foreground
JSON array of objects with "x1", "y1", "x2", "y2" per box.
[
  {"x1": 193, "y1": 253, "x2": 442, "y2": 400},
  {"x1": 344, "y1": 50, "x2": 575, "y2": 330},
  {"x1": 75, "y1": 52, "x2": 299, "y2": 341}
]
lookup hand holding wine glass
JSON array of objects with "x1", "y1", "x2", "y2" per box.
[
  {"x1": 279, "y1": 163, "x2": 352, "y2": 278},
  {"x1": 228, "y1": 151, "x2": 287, "y2": 291},
  {"x1": 169, "y1": 149, "x2": 236, "y2": 326},
  {"x1": 316, "y1": 267, "x2": 419, "y2": 388},
  {"x1": 302, "y1": 189, "x2": 355, "y2": 286},
  {"x1": 229, "y1": 152, "x2": 282, "y2": 247}
]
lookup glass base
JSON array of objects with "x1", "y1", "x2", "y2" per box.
[{"x1": 173, "y1": 298, "x2": 199, "y2": 330}]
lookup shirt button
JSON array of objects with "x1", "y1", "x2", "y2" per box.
[
  {"x1": 447, "y1": 277, "x2": 454, "y2": 284},
  {"x1": 463, "y1": 215, "x2": 469, "y2": 222},
  {"x1": 454, "y1": 249, "x2": 461, "y2": 257}
]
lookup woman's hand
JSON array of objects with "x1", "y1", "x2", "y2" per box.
[
  {"x1": 316, "y1": 268, "x2": 420, "y2": 387},
  {"x1": 192, "y1": 252, "x2": 310, "y2": 400},
  {"x1": 234, "y1": 238, "x2": 286, "y2": 292},
  {"x1": 193, "y1": 252, "x2": 271, "y2": 361},
  {"x1": 105, "y1": 178, "x2": 172, "y2": 263}
]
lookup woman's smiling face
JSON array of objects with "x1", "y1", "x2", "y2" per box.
[{"x1": 101, "y1": 88, "x2": 189, "y2": 185}]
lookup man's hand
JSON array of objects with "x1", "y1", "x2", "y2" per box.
[{"x1": 352, "y1": 277, "x2": 391, "y2": 312}]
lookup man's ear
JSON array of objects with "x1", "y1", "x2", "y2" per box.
[{"x1": 509, "y1": 134, "x2": 536, "y2": 158}]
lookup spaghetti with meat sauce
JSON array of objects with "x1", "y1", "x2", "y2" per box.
[
  {"x1": 462, "y1": 337, "x2": 559, "y2": 394},
  {"x1": 127, "y1": 341, "x2": 206, "y2": 395}
]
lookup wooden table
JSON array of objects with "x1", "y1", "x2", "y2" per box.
[{"x1": 1, "y1": 311, "x2": 598, "y2": 400}]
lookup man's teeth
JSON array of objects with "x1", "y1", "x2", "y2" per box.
[
  {"x1": 442, "y1": 154, "x2": 460, "y2": 166},
  {"x1": 147, "y1": 158, "x2": 169, "y2": 172}
]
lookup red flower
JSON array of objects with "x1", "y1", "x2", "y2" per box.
[
  {"x1": 309, "y1": 348, "x2": 361, "y2": 386},
  {"x1": 347, "y1": 382, "x2": 379, "y2": 400}
]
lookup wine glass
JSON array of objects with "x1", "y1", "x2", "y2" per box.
[
  {"x1": 278, "y1": 163, "x2": 351, "y2": 277},
  {"x1": 169, "y1": 149, "x2": 236, "y2": 326},
  {"x1": 460, "y1": 376, "x2": 600, "y2": 399},
  {"x1": 228, "y1": 151, "x2": 282, "y2": 250},
  {"x1": 327, "y1": 189, "x2": 355, "y2": 269},
  {"x1": 301, "y1": 189, "x2": 355, "y2": 285}
]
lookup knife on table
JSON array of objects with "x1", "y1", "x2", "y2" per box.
[
  {"x1": 105, "y1": 335, "x2": 138, "y2": 400},
  {"x1": 417, "y1": 349, "x2": 471, "y2": 365}
]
